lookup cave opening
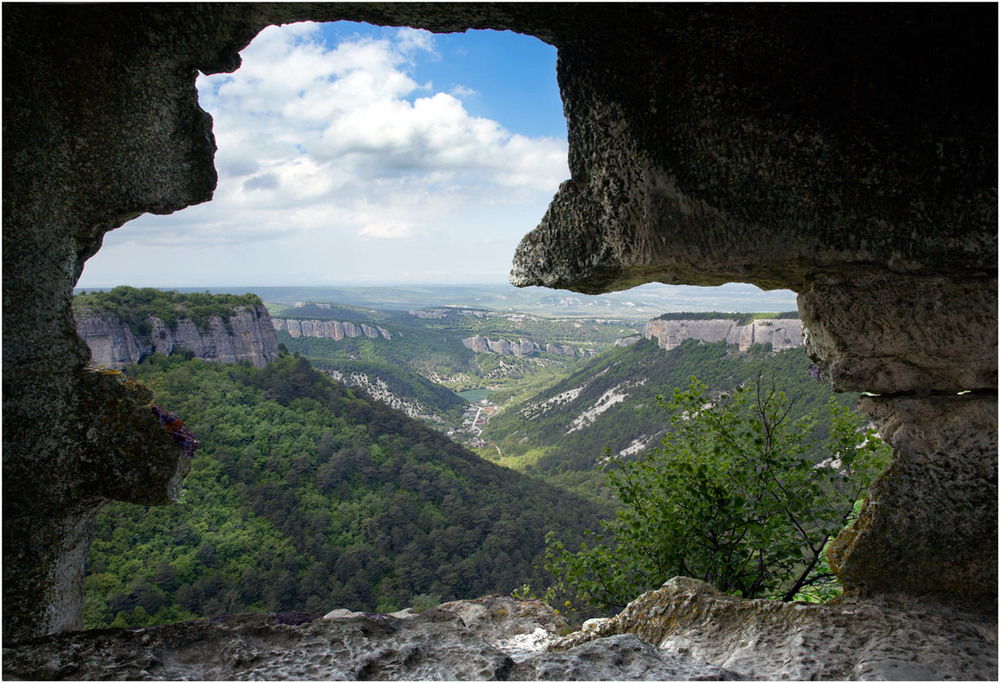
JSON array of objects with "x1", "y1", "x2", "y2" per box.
[{"x1": 78, "y1": 21, "x2": 571, "y2": 290}]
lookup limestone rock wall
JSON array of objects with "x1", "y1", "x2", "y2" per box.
[
  {"x1": 462, "y1": 335, "x2": 540, "y2": 357},
  {"x1": 75, "y1": 305, "x2": 279, "y2": 369},
  {"x1": 556, "y1": 577, "x2": 997, "y2": 680},
  {"x1": 273, "y1": 318, "x2": 391, "y2": 341},
  {"x1": 460, "y1": 335, "x2": 599, "y2": 358},
  {"x1": 642, "y1": 318, "x2": 803, "y2": 352}
]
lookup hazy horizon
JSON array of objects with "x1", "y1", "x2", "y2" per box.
[{"x1": 74, "y1": 281, "x2": 800, "y2": 317}]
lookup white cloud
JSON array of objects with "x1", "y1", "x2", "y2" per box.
[
  {"x1": 394, "y1": 27, "x2": 437, "y2": 56},
  {"x1": 449, "y1": 85, "x2": 479, "y2": 99},
  {"x1": 84, "y1": 22, "x2": 567, "y2": 286},
  {"x1": 358, "y1": 220, "x2": 417, "y2": 239}
]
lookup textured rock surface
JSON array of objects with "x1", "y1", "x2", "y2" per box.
[
  {"x1": 433, "y1": 595, "x2": 568, "y2": 656},
  {"x1": 3, "y1": 0, "x2": 995, "y2": 645},
  {"x1": 798, "y1": 268, "x2": 997, "y2": 394},
  {"x1": 555, "y1": 577, "x2": 998, "y2": 681},
  {"x1": 74, "y1": 312, "x2": 144, "y2": 368},
  {"x1": 1, "y1": 611, "x2": 738, "y2": 681},
  {"x1": 828, "y1": 394, "x2": 998, "y2": 602},
  {"x1": 513, "y1": 634, "x2": 737, "y2": 681},
  {"x1": 323, "y1": 594, "x2": 571, "y2": 659},
  {"x1": 643, "y1": 318, "x2": 802, "y2": 352},
  {"x1": 508, "y1": 6, "x2": 995, "y2": 293},
  {"x1": 76, "y1": 305, "x2": 279, "y2": 369}
]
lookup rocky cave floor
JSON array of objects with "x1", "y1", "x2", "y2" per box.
[{"x1": 3, "y1": 578, "x2": 996, "y2": 681}]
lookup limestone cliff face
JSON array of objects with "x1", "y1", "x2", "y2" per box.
[
  {"x1": 642, "y1": 318, "x2": 803, "y2": 352},
  {"x1": 461, "y1": 335, "x2": 599, "y2": 359},
  {"x1": 75, "y1": 305, "x2": 278, "y2": 369},
  {"x1": 274, "y1": 318, "x2": 391, "y2": 341}
]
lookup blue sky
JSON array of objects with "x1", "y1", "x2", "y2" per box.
[
  {"x1": 321, "y1": 24, "x2": 567, "y2": 138},
  {"x1": 78, "y1": 23, "x2": 570, "y2": 287}
]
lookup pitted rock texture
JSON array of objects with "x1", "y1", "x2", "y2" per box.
[
  {"x1": 828, "y1": 394, "x2": 998, "y2": 602},
  {"x1": 555, "y1": 577, "x2": 998, "y2": 681},
  {"x1": 798, "y1": 269, "x2": 998, "y2": 394},
  {"x1": 76, "y1": 305, "x2": 279, "y2": 369},
  {"x1": 642, "y1": 318, "x2": 803, "y2": 352},
  {"x1": 323, "y1": 595, "x2": 573, "y2": 660},
  {"x1": 509, "y1": 6, "x2": 996, "y2": 293},
  {"x1": 433, "y1": 595, "x2": 568, "y2": 656},
  {"x1": 0, "y1": 611, "x2": 737, "y2": 681},
  {"x1": 513, "y1": 634, "x2": 737, "y2": 681}
]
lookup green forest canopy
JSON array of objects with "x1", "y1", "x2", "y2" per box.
[{"x1": 84, "y1": 352, "x2": 609, "y2": 628}]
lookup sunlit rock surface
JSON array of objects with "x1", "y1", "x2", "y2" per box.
[
  {"x1": 1, "y1": 610, "x2": 737, "y2": 681},
  {"x1": 642, "y1": 317, "x2": 803, "y2": 352},
  {"x1": 555, "y1": 578, "x2": 998, "y2": 681}
]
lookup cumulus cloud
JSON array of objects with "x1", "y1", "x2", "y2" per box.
[
  {"x1": 144, "y1": 22, "x2": 569, "y2": 251},
  {"x1": 87, "y1": 22, "x2": 567, "y2": 285},
  {"x1": 449, "y1": 84, "x2": 479, "y2": 99}
]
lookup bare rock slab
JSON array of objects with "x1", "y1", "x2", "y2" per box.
[
  {"x1": 1, "y1": 609, "x2": 737, "y2": 681},
  {"x1": 555, "y1": 577, "x2": 998, "y2": 681},
  {"x1": 512, "y1": 634, "x2": 737, "y2": 681}
]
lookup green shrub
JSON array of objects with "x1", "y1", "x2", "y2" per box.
[{"x1": 546, "y1": 375, "x2": 891, "y2": 609}]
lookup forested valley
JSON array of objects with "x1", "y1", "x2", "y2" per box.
[
  {"x1": 84, "y1": 352, "x2": 609, "y2": 628},
  {"x1": 480, "y1": 339, "x2": 857, "y2": 501},
  {"x1": 78, "y1": 288, "x2": 866, "y2": 630}
]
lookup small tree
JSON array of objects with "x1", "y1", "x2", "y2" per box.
[{"x1": 545, "y1": 376, "x2": 891, "y2": 610}]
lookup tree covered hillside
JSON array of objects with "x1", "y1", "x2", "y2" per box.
[
  {"x1": 84, "y1": 352, "x2": 610, "y2": 628},
  {"x1": 482, "y1": 338, "x2": 855, "y2": 498}
]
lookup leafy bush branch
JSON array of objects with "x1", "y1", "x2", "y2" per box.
[{"x1": 545, "y1": 375, "x2": 891, "y2": 610}]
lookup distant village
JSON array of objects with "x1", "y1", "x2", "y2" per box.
[{"x1": 448, "y1": 398, "x2": 499, "y2": 448}]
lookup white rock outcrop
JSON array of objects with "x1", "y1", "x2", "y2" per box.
[
  {"x1": 642, "y1": 318, "x2": 803, "y2": 352},
  {"x1": 273, "y1": 319, "x2": 391, "y2": 341}
]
